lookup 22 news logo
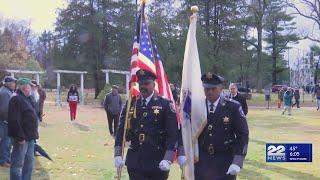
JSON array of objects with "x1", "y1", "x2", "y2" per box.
[{"x1": 266, "y1": 144, "x2": 286, "y2": 162}]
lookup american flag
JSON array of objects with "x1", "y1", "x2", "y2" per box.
[{"x1": 129, "y1": 4, "x2": 174, "y2": 103}]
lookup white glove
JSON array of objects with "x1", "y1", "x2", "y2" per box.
[
  {"x1": 159, "y1": 160, "x2": 171, "y2": 171},
  {"x1": 114, "y1": 156, "x2": 125, "y2": 169},
  {"x1": 226, "y1": 164, "x2": 241, "y2": 175},
  {"x1": 177, "y1": 156, "x2": 187, "y2": 167}
]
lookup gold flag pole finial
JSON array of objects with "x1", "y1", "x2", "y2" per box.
[
  {"x1": 191, "y1": 6, "x2": 199, "y2": 14},
  {"x1": 140, "y1": 0, "x2": 148, "y2": 4}
]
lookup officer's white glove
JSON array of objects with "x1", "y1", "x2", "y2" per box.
[
  {"x1": 114, "y1": 156, "x2": 125, "y2": 169},
  {"x1": 177, "y1": 156, "x2": 187, "y2": 167},
  {"x1": 159, "y1": 160, "x2": 171, "y2": 171},
  {"x1": 226, "y1": 164, "x2": 241, "y2": 175}
]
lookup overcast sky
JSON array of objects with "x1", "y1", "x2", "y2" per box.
[
  {"x1": 0, "y1": 0, "x2": 318, "y2": 67},
  {"x1": 0, "y1": 0, "x2": 66, "y2": 34}
]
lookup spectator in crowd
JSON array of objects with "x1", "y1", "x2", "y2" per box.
[
  {"x1": 8, "y1": 78, "x2": 39, "y2": 180},
  {"x1": 37, "y1": 84, "x2": 46, "y2": 122},
  {"x1": 305, "y1": 85, "x2": 311, "y2": 94},
  {"x1": 0, "y1": 76, "x2": 16, "y2": 168},
  {"x1": 103, "y1": 85, "x2": 122, "y2": 137},
  {"x1": 30, "y1": 80, "x2": 40, "y2": 121},
  {"x1": 228, "y1": 83, "x2": 248, "y2": 115},
  {"x1": 282, "y1": 89, "x2": 293, "y2": 115},
  {"x1": 315, "y1": 84, "x2": 320, "y2": 111},
  {"x1": 67, "y1": 84, "x2": 80, "y2": 121},
  {"x1": 278, "y1": 87, "x2": 286, "y2": 108},
  {"x1": 292, "y1": 88, "x2": 300, "y2": 108}
]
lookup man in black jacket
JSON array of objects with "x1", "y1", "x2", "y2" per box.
[
  {"x1": 228, "y1": 83, "x2": 248, "y2": 115},
  {"x1": 8, "y1": 78, "x2": 39, "y2": 180}
]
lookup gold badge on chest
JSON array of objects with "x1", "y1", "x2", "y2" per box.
[
  {"x1": 153, "y1": 108, "x2": 160, "y2": 115},
  {"x1": 223, "y1": 116, "x2": 230, "y2": 124}
]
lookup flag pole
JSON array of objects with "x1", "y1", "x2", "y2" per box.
[
  {"x1": 116, "y1": 87, "x2": 133, "y2": 180},
  {"x1": 180, "y1": 6, "x2": 199, "y2": 180},
  {"x1": 116, "y1": 1, "x2": 147, "y2": 179}
]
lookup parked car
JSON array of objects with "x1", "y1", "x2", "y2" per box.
[
  {"x1": 272, "y1": 85, "x2": 287, "y2": 93},
  {"x1": 238, "y1": 87, "x2": 252, "y2": 100}
]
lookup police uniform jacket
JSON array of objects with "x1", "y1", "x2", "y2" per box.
[
  {"x1": 195, "y1": 97, "x2": 249, "y2": 179},
  {"x1": 115, "y1": 93, "x2": 178, "y2": 172}
]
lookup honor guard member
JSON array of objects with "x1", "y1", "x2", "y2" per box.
[
  {"x1": 114, "y1": 69, "x2": 178, "y2": 180},
  {"x1": 195, "y1": 73, "x2": 249, "y2": 180}
]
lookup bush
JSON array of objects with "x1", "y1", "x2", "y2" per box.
[
  {"x1": 97, "y1": 84, "x2": 128, "y2": 107},
  {"x1": 97, "y1": 84, "x2": 113, "y2": 103}
]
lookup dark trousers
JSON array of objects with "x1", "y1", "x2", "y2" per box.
[
  {"x1": 106, "y1": 111, "x2": 119, "y2": 135},
  {"x1": 195, "y1": 152, "x2": 236, "y2": 180},
  {"x1": 39, "y1": 103, "x2": 44, "y2": 121},
  {"x1": 10, "y1": 140, "x2": 34, "y2": 180},
  {"x1": 127, "y1": 168, "x2": 169, "y2": 180},
  {"x1": 292, "y1": 99, "x2": 300, "y2": 108},
  {"x1": 0, "y1": 121, "x2": 11, "y2": 164}
]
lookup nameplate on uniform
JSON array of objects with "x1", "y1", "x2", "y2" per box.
[{"x1": 266, "y1": 143, "x2": 312, "y2": 162}]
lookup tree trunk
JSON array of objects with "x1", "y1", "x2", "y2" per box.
[
  {"x1": 315, "y1": 63, "x2": 319, "y2": 85},
  {"x1": 272, "y1": 30, "x2": 277, "y2": 85},
  {"x1": 256, "y1": 21, "x2": 263, "y2": 91}
]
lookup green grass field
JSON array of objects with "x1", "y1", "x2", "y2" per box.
[{"x1": 0, "y1": 99, "x2": 319, "y2": 179}]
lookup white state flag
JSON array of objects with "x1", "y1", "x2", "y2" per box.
[{"x1": 180, "y1": 13, "x2": 207, "y2": 180}]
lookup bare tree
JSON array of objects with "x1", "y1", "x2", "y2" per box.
[{"x1": 287, "y1": 0, "x2": 320, "y2": 43}]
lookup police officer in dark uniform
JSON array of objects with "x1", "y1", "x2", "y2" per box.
[
  {"x1": 114, "y1": 69, "x2": 178, "y2": 180},
  {"x1": 195, "y1": 73, "x2": 249, "y2": 180}
]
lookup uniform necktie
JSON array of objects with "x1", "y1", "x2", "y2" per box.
[
  {"x1": 209, "y1": 103, "x2": 214, "y2": 113},
  {"x1": 142, "y1": 99, "x2": 147, "y2": 108}
]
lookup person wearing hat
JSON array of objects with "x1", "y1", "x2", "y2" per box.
[
  {"x1": 0, "y1": 76, "x2": 16, "y2": 168},
  {"x1": 114, "y1": 69, "x2": 178, "y2": 180},
  {"x1": 7, "y1": 78, "x2": 39, "y2": 180},
  {"x1": 103, "y1": 85, "x2": 122, "y2": 137},
  {"x1": 30, "y1": 80, "x2": 41, "y2": 122},
  {"x1": 194, "y1": 73, "x2": 249, "y2": 180}
]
